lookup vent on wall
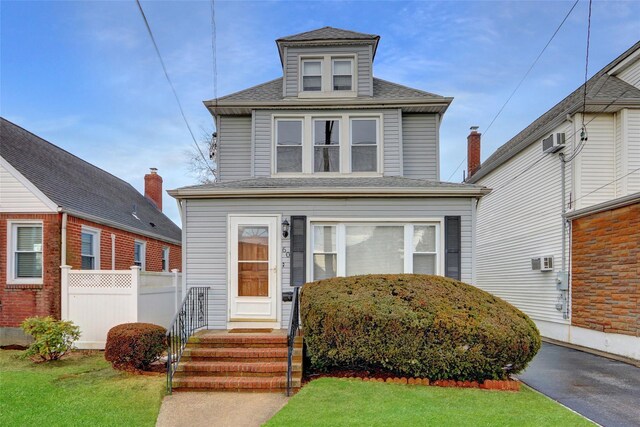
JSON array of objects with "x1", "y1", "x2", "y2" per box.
[{"x1": 542, "y1": 133, "x2": 566, "y2": 153}]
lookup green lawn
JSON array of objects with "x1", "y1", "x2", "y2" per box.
[
  {"x1": 0, "y1": 350, "x2": 164, "y2": 427},
  {"x1": 266, "y1": 378, "x2": 594, "y2": 427}
]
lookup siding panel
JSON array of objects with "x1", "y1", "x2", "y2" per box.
[
  {"x1": 627, "y1": 109, "x2": 640, "y2": 193},
  {"x1": 184, "y1": 197, "x2": 474, "y2": 329},
  {"x1": 217, "y1": 116, "x2": 252, "y2": 181},
  {"x1": 577, "y1": 114, "x2": 615, "y2": 208},
  {"x1": 402, "y1": 114, "x2": 438, "y2": 180},
  {"x1": 0, "y1": 161, "x2": 55, "y2": 212},
  {"x1": 617, "y1": 57, "x2": 640, "y2": 89}
]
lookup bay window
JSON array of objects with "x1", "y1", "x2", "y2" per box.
[
  {"x1": 313, "y1": 119, "x2": 340, "y2": 173},
  {"x1": 311, "y1": 222, "x2": 441, "y2": 281},
  {"x1": 276, "y1": 119, "x2": 303, "y2": 173}
]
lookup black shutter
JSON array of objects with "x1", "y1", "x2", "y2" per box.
[
  {"x1": 444, "y1": 216, "x2": 461, "y2": 281},
  {"x1": 290, "y1": 216, "x2": 307, "y2": 287}
]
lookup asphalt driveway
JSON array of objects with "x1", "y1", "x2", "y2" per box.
[{"x1": 518, "y1": 342, "x2": 640, "y2": 427}]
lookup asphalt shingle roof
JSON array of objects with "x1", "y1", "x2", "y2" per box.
[
  {"x1": 211, "y1": 77, "x2": 447, "y2": 104},
  {"x1": 0, "y1": 118, "x2": 182, "y2": 243},
  {"x1": 175, "y1": 176, "x2": 487, "y2": 192},
  {"x1": 277, "y1": 27, "x2": 379, "y2": 42},
  {"x1": 469, "y1": 41, "x2": 640, "y2": 183}
]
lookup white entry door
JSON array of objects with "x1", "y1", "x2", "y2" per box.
[{"x1": 229, "y1": 216, "x2": 278, "y2": 322}]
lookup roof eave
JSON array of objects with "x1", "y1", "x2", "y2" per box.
[{"x1": 168, "y1": 186, "x2": 491, "y2": 199}]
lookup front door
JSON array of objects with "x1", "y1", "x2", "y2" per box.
[{"x1": 229, "y1": 216, "x2": 278, "y2": 322}]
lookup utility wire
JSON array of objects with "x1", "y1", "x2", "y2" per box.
[
  {"x1": 581, "y1": 0, "x2": 593, "y2": 125},
  {"x1": 135, "y1": 0, "x2": 215, "y2": 176},
  {"x1": 446, "y1": 0, "x2": 580, "y2": 182},
  {"x1": 210, "y1": 0, "x2": 218, "y2": 103},
  {"x1": 572, "y1": 166, "x2": 640, "y2": 206}
]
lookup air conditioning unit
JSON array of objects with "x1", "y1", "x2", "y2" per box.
[
  {"x1": 531, "y1": 256, "x2": 554, "y2": 271},
  {"x1": 542, "y1": 133, "x2": 566, "y2": 153}
]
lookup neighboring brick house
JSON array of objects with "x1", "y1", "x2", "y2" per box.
[
  {"x1": 467, "y1": 41, "x2": 640, "y2": 360},
  {"x1": 0, "y1": 118, "x2": 182, "y2": 345}
]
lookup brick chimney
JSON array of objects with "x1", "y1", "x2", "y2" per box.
[
  {"x1": 144, "y1": 168, "x2": 163, "y2": 211},
  {"x1": 467, "y1": 126, "x2": 481, "y2": 178}
]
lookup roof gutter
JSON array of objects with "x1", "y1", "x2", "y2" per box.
[
  {"x1": 204, "y1": 98, "x2": 453, "y2": 109},
  {"x1": 564, "y1": 191, "x2": 640, "y2": 220},
  {"x1": 60, "y1": 208, "x2": 181, "y2": 245},
  {"x1": 168, "y1": 186, "x2": 491, "y2": 199}
]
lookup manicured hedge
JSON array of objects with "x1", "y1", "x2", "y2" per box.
[
  {"x1": 105, "y1": 323, "x2": 166, "y2": 371},
  {"x1": 301, "y1": 274, "x2": 540, "y2": 381}
]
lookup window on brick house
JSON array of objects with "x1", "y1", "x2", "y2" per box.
[
  {"x1": 162, "y1": 247, "x2": 170, "y2": 272},
  {"x1": 9, "y1": 222, "x2": 43, "y2": 283},
  {"x1": 81, "y1": 227, "x2": 100, "y2": 270},
  {"x1": 134, "y1": 241, "x2": 146, "y2": 270}
]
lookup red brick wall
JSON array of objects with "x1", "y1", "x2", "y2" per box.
[
  {"x1": 571, "y1": 202, "x2": 640, "y2": 337},
  {"x1": 66, "y1": 216, "x2": 181, "y2": 272},
  {"x1": 0, "y1": 213, "x2": 61, "y2": 327},
  {"x1": 1, "y1": 213, "x2": 181, "y2": 328}
]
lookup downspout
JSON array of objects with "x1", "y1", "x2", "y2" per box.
[
  {"x1": 61, "y1": 212, "x2": 68, "y2": 266},
  {"x1": 560, "y1": 153, "x2": 569, "y2": 320}
]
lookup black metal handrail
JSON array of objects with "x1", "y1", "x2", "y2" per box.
[
  {"x1": 166, "y1": 286, "x2": 209, "y2": 394},
  {"x1": 286, "y1": 287, "x2": 301, "y2": 396}
]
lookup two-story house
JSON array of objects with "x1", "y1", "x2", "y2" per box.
[
  {"x1": 169, "y1": 27, "x2": 489, "y2": 336},
  {"x1": 467, "y1": 41, "x2": 640, "y2": 361}
]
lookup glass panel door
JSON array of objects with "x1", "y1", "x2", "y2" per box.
[{"x1": 237, "y1": 226, "x2": 269, "y2": 297}]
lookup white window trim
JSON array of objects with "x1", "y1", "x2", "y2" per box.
[
  {"x1": 80, "y1": 225, "x2": 101, "y2": 270},
  {"x1": 350, "y1": 117, "x2": 382, "y2": 173},
  {"x1": 307, "y1": 219, "x2": 444, "y2": 281},
  {"x1": 7, "y1": 220, "x2": 44, "y2": 285},
  {"x1": 301, "y1": 58, "x2": 323, "y2": 92},
  {"x1": 134, "y1": 240, "x2": 146, "y2": 271},
  {"x1": 162, "y1": 247, "x2": 170, "y2": 272},
  {"x1": 272, "y1": 112, "x2": 383, "y2": 177},
  {"x1": 298, "y1": 54, "x2": 358, "y2": 98},
  {"x1": 332, "y1": 58, "x2": 354, "y2": 92},
  {"x1": 275, "y1": 118, "x2": 304, "y2": 174}
]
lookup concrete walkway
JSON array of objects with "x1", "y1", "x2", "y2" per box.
[
  {"x1": 518, "y1": 342, "x2": 640, "y2": 427},
  {"x1": 156, "y1": 392, "x2": 288, "y2": 427}
]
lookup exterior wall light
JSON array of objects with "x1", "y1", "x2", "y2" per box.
[{"x1": 282, "y1": 218, "x2": 290, "y2": 238}]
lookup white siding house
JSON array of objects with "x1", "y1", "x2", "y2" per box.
[{"x1": 469, "y1": 41, "x2": 640, "y2": 360}]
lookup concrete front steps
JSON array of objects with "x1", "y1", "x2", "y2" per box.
[{"x1": 172, "y1": 330, "x2": 302, "y2": 393}]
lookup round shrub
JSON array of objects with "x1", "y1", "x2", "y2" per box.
[
  {"x1": 104, "y1": 323, "x2": 166, "y2": 371},
  {"x1": 301, "y1": 274, "x2": 541, "y2": 381}
]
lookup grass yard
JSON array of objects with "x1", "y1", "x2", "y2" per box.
[
  {"x1": 266, "y1": 378, "x2": 594, "y2": 427},
  {"x1": 0, "y1": 350, "x2": 164, "y2": 427}
]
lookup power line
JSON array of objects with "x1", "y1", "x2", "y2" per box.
[
  {"x1": 135, "y1": 0, "x2": 215, "y2": 176},
  {"x1": 210, "y1": 0, "x2": 218, "y2": 102},
  {"x1": 572, "y1": 166, "x2": 640, "y2": 206},
  {"x1": 580, "y1": 0, "x2": 593, "y2": 126},
  {"x1": 446, "y1": 0, "x2": 580, "y2": 182}
]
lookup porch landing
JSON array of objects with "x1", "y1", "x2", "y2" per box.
[{"x1": 172, "y1": 329, "x2": 302, "y2": 393}]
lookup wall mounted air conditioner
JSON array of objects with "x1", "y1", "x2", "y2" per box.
[
  {"x1": 542, "y1": 133, "x2": 566, "y2": 153},
  {"x1": 531, "y1": 256, "x2": 554, "y2": 271}
]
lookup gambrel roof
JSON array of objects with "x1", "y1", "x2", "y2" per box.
[
  {"x1": 0, "y1": 117, "x2": 181, "y2": 244},
  {"x1": 469, "y1": 41, "x2": 640, "y2": 183}
]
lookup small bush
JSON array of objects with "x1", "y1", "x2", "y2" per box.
[
  {"x1": 104, "y1": 323, "x2": 166, "y2": 371},
  {"x1": 301, "y1": 274, "x2": 541, "y2": 381},
  {"x1": 20, "y1": 316, "x2": 80, "y2": 361}
]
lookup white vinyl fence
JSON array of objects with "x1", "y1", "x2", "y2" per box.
[{"x1": 61, "y1": 266, "x2": 182, "y2": 349}]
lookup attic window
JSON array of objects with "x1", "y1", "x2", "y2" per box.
[
  {"x1": 302, "y1": 60, "x2": 321, "y2": 91},
  {"x1": 333, "y1": 59, "x2": 353, "y2": 91}
]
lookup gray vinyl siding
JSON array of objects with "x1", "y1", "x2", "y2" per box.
[
  {"x1": 217, "y1": 116, "x2": 252, "y2": 181},
  {"x1": 184, "y1": 197, "x2": 474, "y2": 329},
  {"x1": 284, "y1": 45, "x2": 373, "y2": 97},
  {"x1": 253, "y1": 109, "x2": 402, "y2": 177},
  {"x1": 402, "y1": 114, "x2": 438, "y2": 180}
]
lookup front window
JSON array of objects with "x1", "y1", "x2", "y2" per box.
[
  {"x1": 313, "y1": 119, "x2": 340, "y2": 173},
  {"x1": 311, "y1": 223, "x2": 440, "y2": 281},
  {"x1": 134, "y1": 241, "x2": 146, "y2": 270},
  {"x1": 351, "y1": 119, "x2": 378, "y2": 172},
  {"x1": 276, "y1": 119, "x2": 303, "y2": 173},
  {"x1": 81, "y1": 229, "x2": 100, "y2": 270},
  {"x1": 13, "y1": 224, "x2": 43, "y2": 279},
  {"x1": 333, "y1": 59, "x2": 353, "y2": 91},
  {"x1": 302, "y1": 60, "x2": 321, "y2": 91},
  {"x1": 162, "y1": 247, "x2": 170, "y2": 272}
]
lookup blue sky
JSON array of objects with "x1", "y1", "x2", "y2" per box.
[{"x1": 2, "y1": 0, "x2": 639, "y2": 225}]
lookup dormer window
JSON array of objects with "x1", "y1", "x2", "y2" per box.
[
  {"x1": 302, "y1": 60, "x2": 322, "y2": 91},
  {"x1": 332, "y1": 59, "x2": 353, "y2": 91}
]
